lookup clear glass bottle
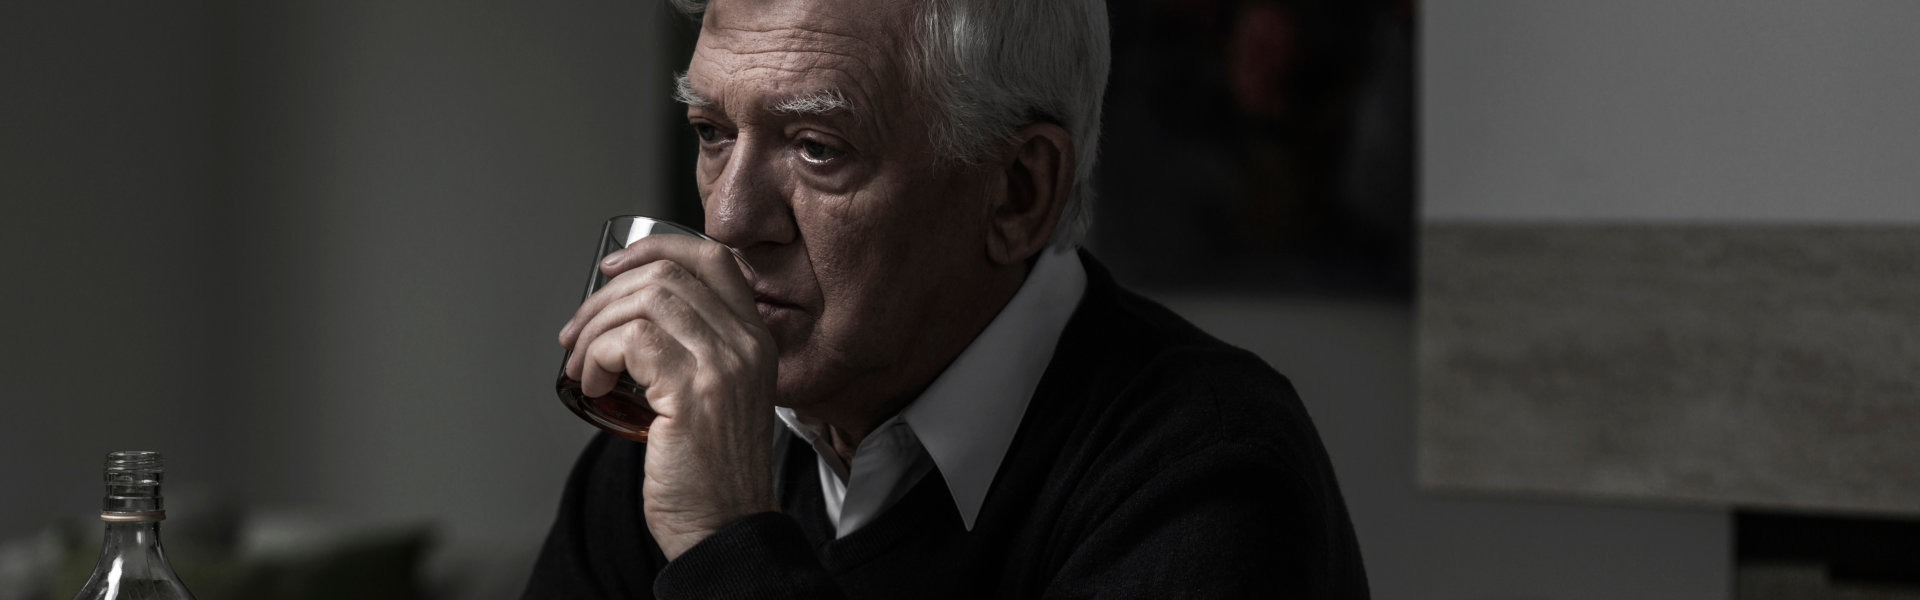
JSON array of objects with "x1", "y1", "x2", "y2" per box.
[{"x1": 71, "y1": 451, "x2": 197, "y2": 600}]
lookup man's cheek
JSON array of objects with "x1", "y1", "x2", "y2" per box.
[{"x1": 808, "y1": 188, "x2": 866, "y2": 227}]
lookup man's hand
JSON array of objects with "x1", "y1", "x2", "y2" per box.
[{"x1": 558, "y1": 235, "x2": 778, "y2": 560}]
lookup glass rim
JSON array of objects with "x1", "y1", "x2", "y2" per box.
[{"x1": 599, "y1": 215, "x2": 758, "y2": 285}]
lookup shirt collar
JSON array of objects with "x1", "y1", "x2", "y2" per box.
[
  {"x1": 900, "y1": 247, "x2": 1087, "y2": 530},
  {"x1": 772, "y1": 248, "x2": 1087, "y2": 530}
]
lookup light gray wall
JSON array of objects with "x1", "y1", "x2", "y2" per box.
[
  {"x1": 3, "y1": 2, "x2": 680, "y2": 597},
  {"x1": 219, "y1": 3, "x2": 680, "y2": 595},
  {"x1": 1425, "y1": 0, "x2": 1920, "y2": 223},
  {"x1": 0, "y1": 0, "x2": 229, "y2": 541},
  {"x1": 1417, "y1": 1, "x2": 1920, "y2": 598}
]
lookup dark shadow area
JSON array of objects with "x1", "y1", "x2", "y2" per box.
[
  {"x1": 1738, "y1": 511, "x2": 1920, "y2": 599},
  {"x1": 1092, "y1": 0, "x2": 1415, "y2": 296}
]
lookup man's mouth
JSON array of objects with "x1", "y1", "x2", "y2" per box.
[
  {"x1": 753, "y1": 290, "x2": 793, "y2": 306},
  {"x1": 753, "y1": 290, "x2": 804, "y2": 320}
]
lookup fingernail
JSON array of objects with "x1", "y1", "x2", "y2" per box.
[{"x1": 601, "y1": 254, "x2": 620, "y2": 267}]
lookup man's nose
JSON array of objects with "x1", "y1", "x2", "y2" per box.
[{"x1": 703, "y1": 139, "x2": 796, "y2": 251}]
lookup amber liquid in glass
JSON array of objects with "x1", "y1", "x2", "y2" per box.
[{"x1": 555, "y1": 371, "x2": 655, "y2": 442}]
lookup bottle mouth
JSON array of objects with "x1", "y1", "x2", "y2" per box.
[
  {"x1": 102, "y1": 450, "x2": 165, "y2": 516},
  {"x1": 106, "y1": 450, "x2": 164, "y2": 472}
]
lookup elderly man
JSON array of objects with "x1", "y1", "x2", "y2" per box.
[{"x1": 526, "y1": 0, "x2": 1367, "y2": 597}]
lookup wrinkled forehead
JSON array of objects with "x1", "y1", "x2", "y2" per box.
[{"x1": 689, "y1": 0, "x2": 917, "y2": 112}]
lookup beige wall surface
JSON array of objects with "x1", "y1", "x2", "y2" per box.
[{"x1": 1420, "y1": 224, "x2": 1920, "y2": 515}]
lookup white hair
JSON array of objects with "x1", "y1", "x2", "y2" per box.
[
  {"x1": 673, "y1": 72, "x2": 709, "y2": 107},
  {"x1": 670, "y1": 0, "x2": 1111, "y2": 249},
  {"x1": 771, "y1": 87, "x2": 854, "y2": 116}
]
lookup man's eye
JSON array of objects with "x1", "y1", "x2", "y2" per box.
[
  {"x1": 800, "y1": 139, "x2": 843, "y2": 162},
  {"x1": 692, "y1": 123, "x2": 720, "y2": 143}
]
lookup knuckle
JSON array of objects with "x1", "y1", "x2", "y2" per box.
[
  {"x1": 698, "y1": 242, "x2": 732, "y2": 267},
  {"x1": 585, "y1": 333, "x2": 621, "y2": 365},
  {"x1": 573, "y1": 320, "x2": 603, "y2": 348},
  {"x1": 663, "y1": 258, "x2": 695, "y2": 279},
  {"x1": 638, "y1": 259, "x2": 680, "y2": 282},
  {"x1": 618, "y1": 319, "x2": 649, "y2": 343},
  {"x1": 710, "y1": 345, "x2": 745, "y2": 375},
  {"x1": 634, "y1": 284, "x2": 674, "y2": 308},
  {"x1": 690, "y1": 369, "x2": 726, "y2": 399},
  {"x1": 615, "y1": 322, "x2": 668, "y2": 372},
  {"x1": 591, "y1": 321, "x2": 626, "y2": 354},
  {"x1": 634, "y1": 323, "x2": 674, "y2": 359}
]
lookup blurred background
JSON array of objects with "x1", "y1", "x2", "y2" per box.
[
  {"x1": 3, "y1": 1, "x2": 1916, "y2": 599},
  {"x1": 3, "y1": 2, "x2": 676, "y2": 597}
]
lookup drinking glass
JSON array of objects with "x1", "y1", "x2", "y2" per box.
[{"x1": 555, "y1": 216, "x2": 755, "y2": 442}]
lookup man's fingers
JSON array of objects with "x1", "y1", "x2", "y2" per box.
[
  {"x1": 562, "y1": 258, "x2": 693, "y2": 352},
  {"x1": 560, "y1": 236, "x2": 755, "y2": 347},
  {"x1": 566, "y1": 256, "x2": 768, "y2": 378},
  {"x1": 579, "y1": 319, "x2": 691, "y2": 413},
  {"x1": 568, "y1": 274, "x2": 734, "y2": 378},
  {"x1": 609, "y1": 236, "x2": 758, "y2": 322}
]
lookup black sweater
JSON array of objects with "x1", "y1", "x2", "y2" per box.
[{"x1": 524, "y1": 254, "x2": 1369, "y2": 598}]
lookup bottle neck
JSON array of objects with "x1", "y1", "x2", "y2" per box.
[
  {"x1": 93, "y1": 449, "x2": 175, "y2": 580},
  {"x1": 100, "y1": 520, "x2": 164, "y2": 551},
  {"x1": 96, "y1": 473, "x2": 167, "y2": 563},
  {"x1": 77, "y1": 451, "x2": 195, "y2": 599}
]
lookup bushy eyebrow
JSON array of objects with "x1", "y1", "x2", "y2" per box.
[
  {"x1": 674, "y1": 72, "x2": 712, "y2": 107},
  {"x1": 769, "y1": 88, "x2": 853, "y2": 116},
  {"x1": 673, "y1": 71, "x2": 855, "y2": 117}
]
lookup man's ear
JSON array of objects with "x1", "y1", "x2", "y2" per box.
[{"x1": 986, "y1": 122, "x2": 1075, "y2": 265}]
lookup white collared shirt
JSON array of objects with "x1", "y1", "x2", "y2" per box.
[{"x1": 775, "y1": 247, "x2": 1088, "y2": 538}]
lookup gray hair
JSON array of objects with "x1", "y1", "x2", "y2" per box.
[{"x1": 670, "y1": 0, "x2": 1111, "y2": 249}]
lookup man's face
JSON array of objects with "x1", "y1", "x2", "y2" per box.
[{"x1": 684, "y1": 0, "x2": 998, "y2": 413}]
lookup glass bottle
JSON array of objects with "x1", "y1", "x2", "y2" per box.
[{"x1": 71, "y1": 451, "x2": 197, "y2": 600}]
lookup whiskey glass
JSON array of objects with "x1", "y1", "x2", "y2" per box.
[{"x1": 555, "y1": 216, "x2": 754, "y2": 442}]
